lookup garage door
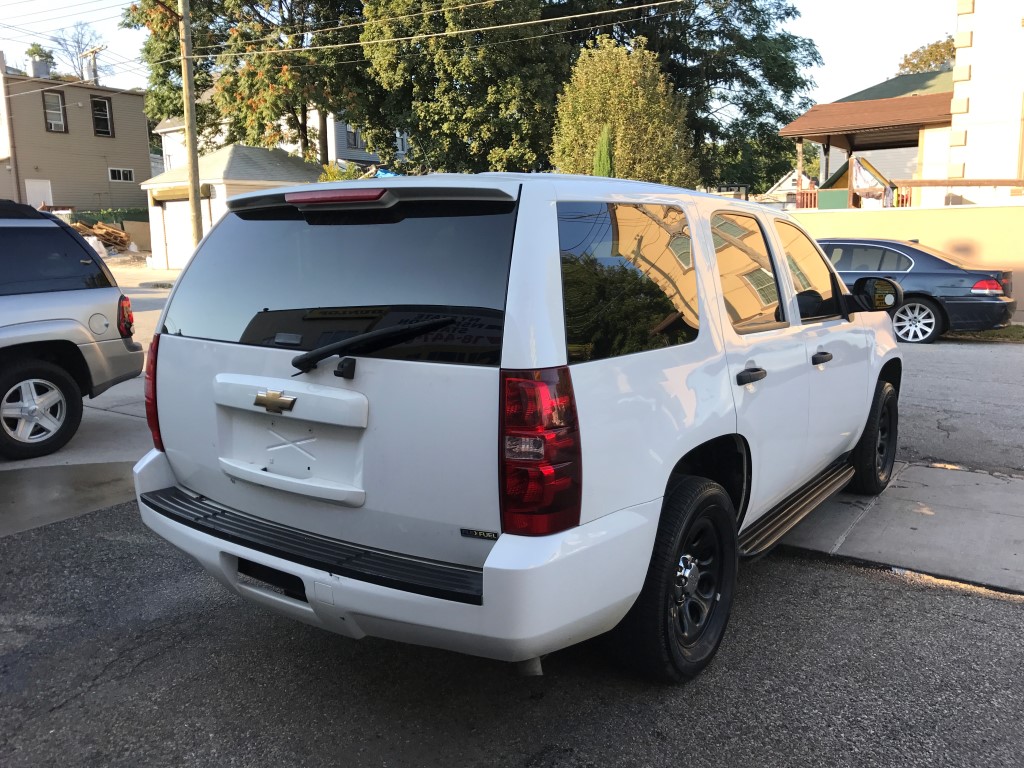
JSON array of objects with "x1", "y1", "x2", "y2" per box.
[{"x1": 162, "y1": 200, "x2": 213, "y2": 269}]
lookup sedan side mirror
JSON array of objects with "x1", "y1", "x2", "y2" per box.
[{"x1": 849, "y1": 276, "x2": 903, "y2": 314}]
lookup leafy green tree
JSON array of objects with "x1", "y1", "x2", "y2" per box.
[
  {"x1": 593, "y1": 123, "x2": 613, "y2": 178},
  {"x1": 553, "y1": 37, "x2": 697, "y2": 188},
  {"x1": 318, "y1": 162, "x2": 368, "y2": 181},
  {"x1": 555, "y1": 0, "x2": 820, "y2": 185},
  {"x1": 123, "y1": 0, "x2": 370, "y2": 162},
  {"x1": 361, "y1": 0, "x2": 570, "y2": 172},
  {"x1": 123, "y1": 1, "x2": 229, "y2": 139},
  {"x1": 897, "y1": 35, "x2": 955, "y2": 75},
  {"x1": 24, "y1": 43, "x2": 55, "y2": 67},
  {"x1": 213, "y1": 0, "x2": 368, "y2": 161}
]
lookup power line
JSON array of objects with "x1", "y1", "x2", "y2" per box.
[
  {"x1": 13, "y1": 1, "x2": 129, "y2": 23},
  {"x1": 185, "y1": 0, "x2": 685, "y2": 61},
  {"x1": 2, "y1": 7, "x2": 672, "y2": 103},
  {"x1": 186, "y1": 0, "x2": 504, "y2": 55}
]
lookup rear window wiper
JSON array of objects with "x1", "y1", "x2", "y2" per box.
[{"x1": 291, "y1": 316, "x2": 457, "y2": 374}]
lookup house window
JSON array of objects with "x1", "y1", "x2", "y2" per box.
[
  {"x1": 108, "y1": 168, "x2": 134, "y2": 182},
  {"x1": 91, "y1": 96, "x2": 114, "y2": 137},
  {"x1": 43, "y1": 91, "x2": 67, "y2": 133},
  {"x1": 346, "y1": 126, "x2": 367, "y2": 150}
]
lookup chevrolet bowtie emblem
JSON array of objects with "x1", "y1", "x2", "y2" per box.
[{"x1": 254, "y1": 389, "x2": 297, "y2": 414}]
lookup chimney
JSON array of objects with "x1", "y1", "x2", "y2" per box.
[{"x1": 29, "y1": 57, "x2": 52, "y2": 80}]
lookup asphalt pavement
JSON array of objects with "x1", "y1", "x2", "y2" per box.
[{"x1": 2, "y1": 501, "x2": 1023, "y2": 768}]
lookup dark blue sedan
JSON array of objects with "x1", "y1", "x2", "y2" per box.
[{"x1": 818, "y1": 238, "x2": 1016, "y2": 343}]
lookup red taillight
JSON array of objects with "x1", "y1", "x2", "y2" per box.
[
  {"x1": 145, "y1": 334, "x2": 164, "y2": 452},
  {"x1": 284, "y1": 188, "x2": 386, "y2": 205},
  {"x1": 117, "y1": 294, "x2": 135, "y2": 338},
  {"x1": 499, "y1": 367, "x2": 581, "y2": 536},
  {"x1": 971, "y1": 279, "x2": 1004, "y2": 296}
]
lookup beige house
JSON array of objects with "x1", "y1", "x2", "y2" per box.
[
  {"x1": 779, "y1": 0, "x2": 1024, "y2": 273},
  {"x1": 0, "y1": 52, "x2": 151, "y2": 209},
  {"x1": 141, "y1": 143, "x2": 322, "y2": 269}
]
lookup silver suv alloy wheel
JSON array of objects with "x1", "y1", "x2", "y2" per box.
[{"x1": 1, "y1": 378, "x2": 68, "y2": 444}]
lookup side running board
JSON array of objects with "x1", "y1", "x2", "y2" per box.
[{"x1": 739, "y1": 459, "x2": 855, "y2": 558}]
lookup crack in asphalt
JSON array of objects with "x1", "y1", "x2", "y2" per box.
[{"x1": 1, "y1": 620, "x2": 185, "y2": 751}]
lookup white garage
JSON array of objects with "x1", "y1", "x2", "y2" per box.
[{"x1": 141, "y1": 145, "x2": 322, "y2": 269}]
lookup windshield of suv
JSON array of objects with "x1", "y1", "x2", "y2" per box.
[{"x1": 163, "y1": 198, "x2": 518, "y2": 366}]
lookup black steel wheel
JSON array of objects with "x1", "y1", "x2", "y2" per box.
[
  {"x1": 848, "y1": 381, "x2": 899, "y2": 496},
  {"x1": 0, "y1": 359, "x2": 83, "y2": 460},
  {"x1": 610, "y1": 476, "x2": 738, "y2": 683}
]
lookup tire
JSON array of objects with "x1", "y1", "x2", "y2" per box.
[
  {"x1": 847, "y1": 381, "x2": 898, "y2": 496},
  {"x1": 0, "y1": 359, "x2": 84, "y2": 460},
  {"x1": 610, "y1": 477, "x2": 738, "y2": 683},
  {"x1": 892, "y1": 297, "x2": 943, "y2": 343}
]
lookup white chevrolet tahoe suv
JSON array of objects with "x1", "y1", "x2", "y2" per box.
[{"x1": 135, "y1": 175, "x2": 903, "y2": 682}]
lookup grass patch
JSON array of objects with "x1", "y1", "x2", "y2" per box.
[{"x1": 946, "y1": 325, "x2": 1024, "y2": 343}]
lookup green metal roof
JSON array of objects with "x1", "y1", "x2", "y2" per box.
[{"x1": 836, "y1": 70, "x2": 954, "y2": 103}]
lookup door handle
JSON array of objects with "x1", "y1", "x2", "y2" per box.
[
  {"x1": 736, "y1": 367, "x2": 767, "y2": 386},
  {"x1": 811, "y1": 351, "x2": 833, "y2": 365}
]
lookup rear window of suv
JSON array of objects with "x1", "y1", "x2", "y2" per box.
[
  {"x1": 558, "y1": 201, "x2": 699, "y2": 363},
  {"x1": 0, "y1": 223, "x2": 111, "y2": 295},
  {"x1": 163, "y1": 198, "x2": 518, "y2": 366}
]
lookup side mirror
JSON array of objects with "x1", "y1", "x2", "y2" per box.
[{"x1": 849, "y1": 276, "x2": 903, "y2": 314}]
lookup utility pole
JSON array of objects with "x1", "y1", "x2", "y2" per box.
[
  {"x1": 177, "y1": 0, "x2": 203, "y2": 248},
  {"x1": 79, "y1": 44, "x2": 105, "y2": 84}
]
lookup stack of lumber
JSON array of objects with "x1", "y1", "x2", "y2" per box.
[{"x1": 71, "y1": 221, "x2": 132, "y2": 248}]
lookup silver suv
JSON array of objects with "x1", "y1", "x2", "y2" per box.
[{"x1": 0, "y1": 200, "x2": 144, "y2": 459}]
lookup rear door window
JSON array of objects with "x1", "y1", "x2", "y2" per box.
[
  {"x1": 163, "y1": 198, "x2": 519, "y2": 366},
  {"x1": 845, "y1": 246, "x2": 886, "y2": 272},
  {"x1": 879, "y1": 249, "x2": 913, "y2": 272},
  {"x1": 711, "y1": 212, "x2": 788, "y2": 334},
  {"x1": 0, "y1": 224, "x2": 110, "y2": 295},
  {"x1": 557, "y1": 201, "x2": 699, "y2": 363}
]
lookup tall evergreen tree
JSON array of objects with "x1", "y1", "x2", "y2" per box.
[
  {"x1": 553, "y1": 36, "x2": 697, "y2": 188},
  {"x1": 553, "y1": 0, "x2": 820, "y2": 185},
  {"x1": 593, "y1": 123, "x2": 613, "y2": 178}
]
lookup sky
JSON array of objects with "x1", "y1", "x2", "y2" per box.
[{"x1": 0, "y1": 0, "x2": 956, "y2": 102}]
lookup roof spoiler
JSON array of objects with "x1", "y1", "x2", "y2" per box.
[{"x1": 228, "y1": 185, "x2": 518, "y2": 213}]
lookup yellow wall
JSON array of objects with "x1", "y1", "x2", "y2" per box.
[{"x1": 792, "y1": 205, "x2": 1024, "y2": 274}]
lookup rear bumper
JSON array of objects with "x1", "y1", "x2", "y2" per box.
[
  {"x1": 941, "y1": 296, "x2": 1017, "y2": 332},
  {"x1": 82, "y1": 337, "x2": 144, "y2": 396},
  {"x1": 134, "y1": 449, "x2": 660, "y2": 662}
]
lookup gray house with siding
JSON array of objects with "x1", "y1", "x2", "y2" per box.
[
  {"x1": 155, "y1": 109, "x2": 408, "y2": 172},
  {"x1": 0, "y1": 51, "x2": 151, "y2": 209}
]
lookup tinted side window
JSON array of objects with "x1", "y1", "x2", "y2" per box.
[
  {"x1": 879, "y1": 248, "x2": 913, "y2": 271},
  {"x1": 557, "y1": 201, "x2": 699, "y2": 363},
  {"x1": 773, "y1": 220, "x2": 841, "y2": 321},
  {"x1": 711, "y1": 212, "x2": 787, "y2": 334},
  {"x1": 0, "y1": 225, "x2": 110, "y2": 295},
  {"x1": 846, "y1": 246, "x2": 886, "y2": 272}
]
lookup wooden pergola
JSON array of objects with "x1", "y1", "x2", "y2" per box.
[{"x1": 779, "y1": 91, "x2": 953, "y2": 205}]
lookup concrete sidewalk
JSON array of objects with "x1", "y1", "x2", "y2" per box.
[{"x1": 783, "y1": 462, "x2": 1024, "y2": 593}]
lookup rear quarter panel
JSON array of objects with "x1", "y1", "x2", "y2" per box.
[{"x1": 520, "y1": 188, "x2": 736, "y2": 527}]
